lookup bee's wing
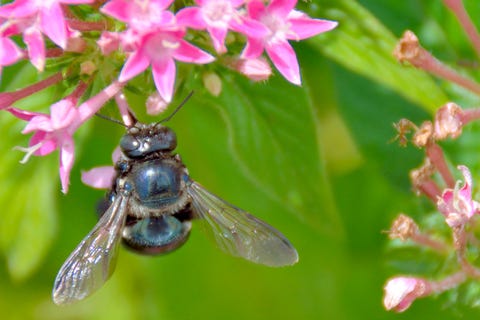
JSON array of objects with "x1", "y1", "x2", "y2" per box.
[
  {"x1": 52, "y1": 195, "x2": 128, "y2": 305},
  {"x1": 187, "y1": 181, "x2": 298, "y2": 267}
]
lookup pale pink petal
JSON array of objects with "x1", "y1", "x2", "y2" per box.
[
  {"x1": 100, "y1": 0, "x2": 130, "y2": 22},
  {"x1": 176, "y1": 7, "x2": 207, "y2": 29},
  {"x1": 241, "y1": 37, "x2": 264, "y2": 59},
  {"x1": 50, "y1": 100, "x2": 78, "y2": 129},
  {"x1": 59, "y1": 137, "x2": 75, "y2": 193},
  {"x1": 119, "y1": 51, "x2": 150, "y2": 82},
  {"x1": 288, "y1": 16, "x2": 338, "y2": 40},
  {"x1": 0, "y1": 0, "x2": 36, "y2": 18},
  {"x1": 77, "y1": 81, "x2": 125, "y2": 124},
  {"x1": 152, "y1": 58, "x2": 176, "y2": 103},
  {"x1": 112, "y1": 146, "x2": 122, "y2": 162},
  {"x1": 268, "y1": 0, "x2": 297, "y2": 18},
  {"x1": 173, "y1": 40, "x2": 215, "y2": 63},
  {"x1": 0, "y1": 37, "x2": 24, "y2": 66},
  {"x1": 208, "y1": 26, "x2": 228, "y2": 53},
  {"x1": 40, "y1": 3, "x2": 67, "y2": 48},
  {"x1": 23, "y1": 115, "x2": 53, "y2": 133},
  {"x1": 81, "y1": 166, "x2": 116, "y2": 189},
  {"x1": 266, "y1": 40, "x2": 300, "y2": 85},
  {"x1": 24, "y1": 27, "x2": 45, "y2": 71}
]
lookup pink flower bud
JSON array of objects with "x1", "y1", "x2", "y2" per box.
[
  {"x1": 233, "y1": 57, "x2": 272, "y2": 82},
  {"x1": 146, "y1": 91, "x2": 169, "y2": 116},
  {"x1": 383, "y1": 277, "x2": 431, "y2": 312}
]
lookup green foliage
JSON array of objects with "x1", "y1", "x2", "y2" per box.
[{"x1": 3, "y1": 0, "x2": 480, "y2": 319}]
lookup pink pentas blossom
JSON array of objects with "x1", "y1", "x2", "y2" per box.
[
  {"x1": 0, "y1": 0, "x2": 95, "y2": 71},
  {"x1": 176, "y1": 0, "x2": 268, "y2": 53},
  {"x1": 383, "y1": 277, "x2": 431, "y2": 312},
  {"x1": 241, "y1": 0, "x2": 338, "y2": 85},
  {"x1": 118, "y1": 29, "x2": 215, "y2": 103},
  {"x1": 101, "y1": 0, "x2": 175, "y2": 31},
  {"x1": 6, "y1": 81, "x2": 124, "y2": 193},
  {"x1": 437, "y1": 165, "x2": 480, "y2": 228}
]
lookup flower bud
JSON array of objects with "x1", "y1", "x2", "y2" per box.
[
  {"x1": 434, "y1": 102, "x2": 463, "y2": 140},
  {"x1": 383, "y1": 277, "x2": 431, "y2": 312}
]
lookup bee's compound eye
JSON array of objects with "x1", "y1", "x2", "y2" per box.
[
  {"x1": 122, "y1": 216, "x2": 191, "y2": 255},
  {"x1": 120, "y1": 135, "x2": 141, "y2": 153}
]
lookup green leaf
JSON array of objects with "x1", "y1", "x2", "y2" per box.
[
  {"x1": 309, "y1": 0, "x2": 448, "y2": 113},
  {"x1": 190, "y1": 73, "x2": 344, "y2": 238}
]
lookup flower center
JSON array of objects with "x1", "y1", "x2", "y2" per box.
[
  {"x1": 203, "y1": 0, "x2": 234, "y2": 28},
  {"x1": 144, "y1": 33, "x2": 179, "y2": 62},
  {"x1": 261, "y1": 12, "x2": 290, "y2": 44}
]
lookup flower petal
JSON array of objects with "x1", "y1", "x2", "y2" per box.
[
  {"x1": 173, "y1": 40, "x2": 215, "y2": 64},
  {"x1": 59, "y1": 137, "x2": 75, "y2": 194},
  {"x1": 208, "y1": 26, "x2": 228, "y2": 53},
  {"x1": 152, "y1": 58, "x2": 176, "y2": 103},
  {"x1": 81, "y1": 166, "x2": 116, "y2": 189},
  {"x1": 0, "y1": 36, "x2": 24, "y2": 66},
  {"x1": 0, "y1": 0, "x2": 36, "y2": 18},
  {"x1": 119, "y1": 50, "x2": 150, "y2": 82},
  {"x1": 241, "y1": 37, "x2": 264, "y2": 59},
  {"x1": 24, "y1": 27, "x2": 45, "y2": 71},
  {"x1": 176, "y1": 7, "x2": 206, "y2": 29},
  {"x1": 288, "y1": 16, "x2": 338, "y2": 40},
  {"x1": 40, "y1": 3, "x2": 67, "y2": 48},
  {"x1": 266, "y1": 40, "x2": 300, "y2": 85},
  {"x1": 268, "y1": 0, "x2": 297, "y2": 18},
  {"x1": 100, "y1": 0, "x2": 130, "y2": 22}
]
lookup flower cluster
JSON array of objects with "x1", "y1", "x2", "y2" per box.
[
  {"x1": 384, "y1": 0, "x2": 480, "y2": 312},
  {"x1": 0, "y1": 0, "x2": 337, "y2": 193}
]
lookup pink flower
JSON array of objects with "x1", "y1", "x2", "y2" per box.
[
  {"x1": 383, "y1": 277, "x2": 431, "y2": 312},
  {"x1": 437, "y1": 165, "x2": 480, "y2": 227},
  {"x1": 176, "y1": 0, "x2": 268, "y2": 53},
  {"x1": 118, "y1": 29, "x2": 214, "y2": 103},
  {"x1": 101, "y1": 0, "x2": 215, "y2": 103},
  {"x1": 231, "y1": 57, "x2": 272, "y2": 81},
  {"x1": 101, "y1": 0, "x2": 175, "y2": 31},
  {"x1": 241, "y1": 0, "x2": 337, "y2": 85},
  {"x1": 6, "y1": 81, "x2": 124, "y2": 193},
  {"x1": 0, "y1": 0, "x2": 95, "y2": 71}
]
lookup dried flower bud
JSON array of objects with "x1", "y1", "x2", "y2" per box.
[
  {"x1": 394, "y1": 30, "x2": 422, "y2": 64},
  {"x1": 434, "y1": 102, "x2": 463, "y2": 140},
  {"x1": 383, "y1": 277, "x2": 431, "y2": 312},
  {"x1": 389, "y1": 214, "x2": 419, "y2": 241},
  {"x1": 66, "y1": 37, "x2": 86, "y2": 53},
  {"x1": 410, "y1": 158, "x2": 440, "y2": 200},
  {"x1": 393, "y1": 119, "x2": 417, "y2": 147},
  {"x1": 412, "y1": 121, "x2": 433, "y2": 147}
]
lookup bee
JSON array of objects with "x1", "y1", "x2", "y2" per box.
[{"x1": 52, "y1": 114, "x2": 298, "y2": 305}]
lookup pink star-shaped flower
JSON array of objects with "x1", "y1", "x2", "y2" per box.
[
  {"x1": 101, "y1": 0, "x2": 175, "y2": 31},
  {"x1": 176, "y1": 0, "x2": 268, "y2": 53},
  {"x1": 241, "y1": 0, "x2": 337, "y2": 85},
  {"x1": 6, "y1": 81, "x2": 123, "y2": 193},
  {"x1": 118, "y1": 29, "x2": 215, "y2": 103},
  {"x1": 0, "y1": 0, "x2": 94, "y2": 71},
  {"x1": 437, "y1": 165, "x2": 480, "y2": 227}
]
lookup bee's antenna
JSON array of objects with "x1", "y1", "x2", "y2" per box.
[
  {"x1": 158, "y1": 91, "x2": 194, "y2": 124},
  {"x1": 95, "y1": 113, "x2": 128, "y2": 127}
]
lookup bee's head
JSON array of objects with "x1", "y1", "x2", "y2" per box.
[{"x1": 120, "y1": 123, "x2": 177, "y2": 158}]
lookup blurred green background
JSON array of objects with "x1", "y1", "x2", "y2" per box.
[{"x1": 2, "y1": 0, "x2": 480, "y2": 319}]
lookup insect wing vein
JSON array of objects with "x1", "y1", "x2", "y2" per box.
[
  {"x1": 187, "y1": 181, "x2": 298, "y2": 267},
  {"x1": 52, "y1": 195, "x2": 128, "y2": 305}
]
